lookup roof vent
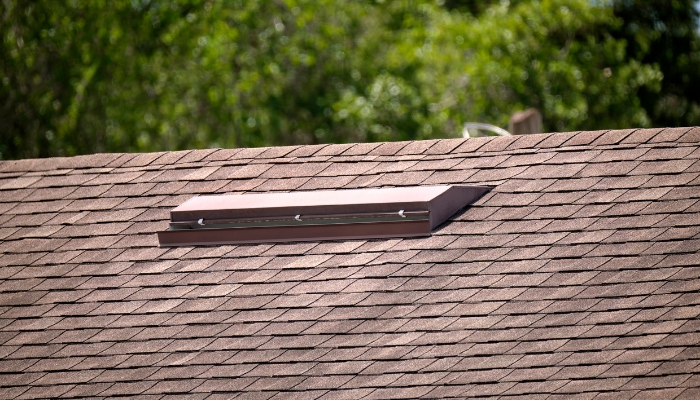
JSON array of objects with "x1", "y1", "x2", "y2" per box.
[{"x1": 157, "y1": 185, "x2": 490, "y2": 246}]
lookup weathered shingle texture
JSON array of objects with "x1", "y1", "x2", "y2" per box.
[{"x1": 1, "y1": 127, "x2": 699, "y2": 399}]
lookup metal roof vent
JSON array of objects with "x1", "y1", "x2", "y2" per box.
[{"x1": 157, "y1": 185, "x2": 490, "y2": 246}]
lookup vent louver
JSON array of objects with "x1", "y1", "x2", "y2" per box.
[{"x1": 157, "y1": 185, "x2": 490, "y2": 246}]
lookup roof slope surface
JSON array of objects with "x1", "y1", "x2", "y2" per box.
[{"x1": 0, "y1": 127, "x2": 699, "y2": 399}]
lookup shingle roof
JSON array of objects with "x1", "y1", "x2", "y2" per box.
[{"x1": 1, "y1": 127, "x2": 699, "y2": 399}]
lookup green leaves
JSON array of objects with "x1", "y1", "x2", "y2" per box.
[
  {"x1": 454, "y1": 0, "x2": 661, "y2": 132},
  {"x1": 0, "y1": 0, "x2": 694, "y2": 160}
]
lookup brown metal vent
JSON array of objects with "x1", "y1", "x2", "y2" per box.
[{"x1": 157, "y1": 185, "x2": 490, "y2": 246}]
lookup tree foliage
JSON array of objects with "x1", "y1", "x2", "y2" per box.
[
  {"x1": 1, "y1": 0, "x2": 698, "y2": 160},
  {"x1": 611, "y1": 0, "x2": 700, "y2": 128},
  {"x1": 449, "y1": 0, "x2": 663, "y2": 131}
]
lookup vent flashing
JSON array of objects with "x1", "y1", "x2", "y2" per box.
[{"x1": 157, "y1": 185, "x2": 490, "y2": 246}]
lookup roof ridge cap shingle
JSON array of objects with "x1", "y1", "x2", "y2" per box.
[{"x1": 2, "y1": 127, "x2": 697, "y2": 174}]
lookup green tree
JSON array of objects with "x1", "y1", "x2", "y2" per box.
[
  {"x1": 0, "y1": 0, "x2": 689, "y2": 160},
  {"x1": 2, "y1": 1, "x2": 451, "y2": 158},
  {"x1": 611, "y1": 0, "x2": 700, "y2": 127},
  {"x1": 445, "y1": 0, "x2": 700, "y2": 128},
  {"x1": 441, "y1": 0, "x2": 662, "y2": 132},
  {"x1": 1, "y1": 0, "x2": 207, "y2": 158}
]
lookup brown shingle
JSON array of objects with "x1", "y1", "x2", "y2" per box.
[
  {"x1": 649, "y1": 127, "x2": 692, "y2": 143},
  {"x1": 422, "y1": 138, "x2": 465, "y2": 155},
  {"x1": 1, "y1": 128, "x2": 698, "y2": 399}
]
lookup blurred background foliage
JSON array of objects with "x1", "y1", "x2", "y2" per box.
[{"x1": 1, "y1": 0, "x2": 699, "y2": 159}]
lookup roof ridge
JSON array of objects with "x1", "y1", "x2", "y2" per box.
[{"x1": 1, "y1": 128, "x2": 697, "y2": 174}]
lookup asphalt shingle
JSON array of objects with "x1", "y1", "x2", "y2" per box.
[{"x1": 0, "y1": 127, "x2": 698, "y2": 399}]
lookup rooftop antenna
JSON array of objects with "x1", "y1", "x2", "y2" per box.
[{"x1": 462, "y1": 122, "x2": 511, "y2": 138}]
